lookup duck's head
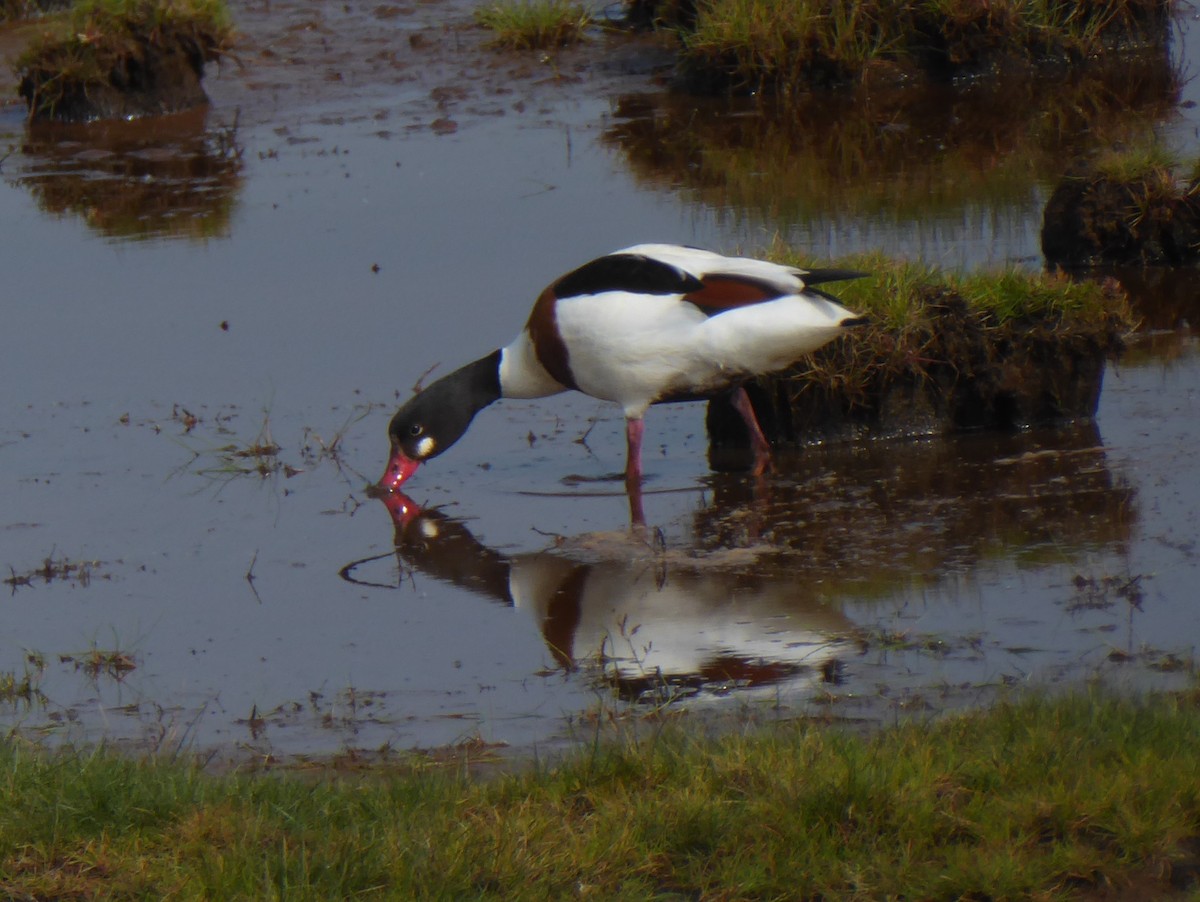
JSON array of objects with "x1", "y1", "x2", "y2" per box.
[
  {"x1": 377, "y1": 391, "x2": 449, "y2": 492},
  {"x1": 377, "y1": 356, "x2": 502, "y2": 493}
]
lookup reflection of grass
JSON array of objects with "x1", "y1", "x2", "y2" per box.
[
  {"x1": 17, "y1": 111, "x2": 243, "y2": 243},
  {"x1": 0, "y1": 656, "x2": 46, "y2": 708},
  {"x1": 605, "y1": 61, "x2": 1176, "y2": 228},
  {"x1": 60, "y1": 642, "x2": 137, "y2": 681},
  {"x1": 0, "y1": 692, "x2": 1198, "y2": 897},
  {"x1": 701, "y1": 423, "x2": 1136, "y2": 604},
  {"x1": 475, "y1": 0, "x2": 593, "y2": 49}
]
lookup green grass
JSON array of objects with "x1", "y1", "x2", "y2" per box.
[
  {"x1": 655, "y1": 0, "x2": 1171, "y2": 93},
  {"x1": 1092, "y1": 141, "x2": 1180, "y2": 184},
  {"x1": 773, "y1": 248, "x2": 1131, "y2": 331},
  {"x1": 1088, "y1": 141, "x2": 1186, "y2": 229},
  {"x1": 1, "y1": 692, "x2": 1198, "y2": 898},
  {"x1": 475, "y1": 0, "x2": 593, "y2": 49},
  {"x1": 16, "y1": 0, "x2": 235, "y2": 120}
]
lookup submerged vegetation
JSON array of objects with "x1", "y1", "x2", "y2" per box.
[
  {"x1": 474, "y1": 0, "x2": 593, "y2": 49},
  {"x1": 0, "y1": 693, "x2": 1197, "y2": 898},
  {"x1": 627, "y1": 0, "x2": 1173, "y2": 93},
  {"x1": 15, "y1": 0, "x2": 235, "y2": 121},
  {"x1": 710, "y1": 256, "x2": 1133, "y2": 448}
]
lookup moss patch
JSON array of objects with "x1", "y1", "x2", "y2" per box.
[
  {"x1": 15, "y1": 0, "x2": 235, "y2": 122},
  {"x1": 708, "y1": 261, "x2": 1132, "y2": 451}
]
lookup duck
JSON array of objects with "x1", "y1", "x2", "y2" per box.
[{"x1": 377, "y1": 244, "x2": 866, "y2": 498}]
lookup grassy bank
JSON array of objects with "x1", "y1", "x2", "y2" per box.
[
  {"x1": 16, "y1": 0, "x2": 235, "y2": 121},
  {"x1": 707, "y1": 254, "x2": 1132, "y2": 449},
  {"x1": 1, "y1": 692, "x2": 1198, "y2": 898},
  {"x1": 605, "y1": 59, "x2": 1177, "y2": 230},
  {"x1": 632, "y1": 0, "x2": 1172, "y2": 93}
]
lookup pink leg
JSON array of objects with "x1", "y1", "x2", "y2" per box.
[
  {"x1": 624, "y1": 416, "x2": 646, "y2": 526},
  {"x1": 626, "y1": 482, "x2": 646, "y2": 527},
  {"x1": 730, "y1": 386, "x2": 773, "y2": 475},
  {"x1": 624, "y1": 416, "x2": 645, "y2": 488}
]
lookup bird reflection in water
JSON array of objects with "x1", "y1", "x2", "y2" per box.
[{"x1": 344, "y1": 490, "x2": 859, "y2": 703}]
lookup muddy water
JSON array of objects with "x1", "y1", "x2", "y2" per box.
[{"x1": 0, "y1": 1, "x2": 1197, "y2": 760}]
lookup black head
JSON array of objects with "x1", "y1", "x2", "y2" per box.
[
  {"x1": 386, "y1": 380, "x2": 477, "y2": 465},
  {"x1": 377, "y1": 352, "x2": 503, "y2": 492}
]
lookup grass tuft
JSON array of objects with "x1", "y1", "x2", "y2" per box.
[
  {"x1": 15, "y1": 0, "x2": 235, "y2": 120},
  {"x1": 475, "y1": 0, "x2": 593, "y2": 49},
  {"x1": 1092, "y1": 141, "x2": 1180, "y2": 185}
]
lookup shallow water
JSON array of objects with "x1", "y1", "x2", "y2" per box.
[{"x1": 0, "y1": 0, "x2": 1197, "y2": 761}]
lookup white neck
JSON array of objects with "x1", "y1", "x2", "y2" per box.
[{"x1": 498, "y1": 332, "x2": 568, "y2": 399}]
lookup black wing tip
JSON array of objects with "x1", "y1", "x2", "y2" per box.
[
  {"x1": 840, "y1": 315, "x2": 870, "y2": 328},
  {"x1": 803, "y1": 268, "x2": 869, "y2": 287}
]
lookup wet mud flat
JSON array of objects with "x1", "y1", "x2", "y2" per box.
[{"x1": 0, "y1": 0, "x2": 1197, "y2": 763}]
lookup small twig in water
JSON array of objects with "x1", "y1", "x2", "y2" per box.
[
  {"x1": 412, "y1": 363, "x2": 441, "y2": 395},
  {"x1": 575, "y1": 414, "x2": 599, "y2": 449},
  {"x1": 245, "y1": 550, "x2": 263, "y2": 604}
]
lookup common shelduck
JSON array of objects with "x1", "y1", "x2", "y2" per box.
[{"x1": 377, "y1": 244, "x2": 866, "y2": 495}]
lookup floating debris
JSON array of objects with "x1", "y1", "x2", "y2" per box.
[{"x1": 4, "y1": 556, "x2": 107, "y2": 592}]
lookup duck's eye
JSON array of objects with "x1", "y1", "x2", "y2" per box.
[{"x1": 409, "y1": 424, "x2": 424, "y2": 437}]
